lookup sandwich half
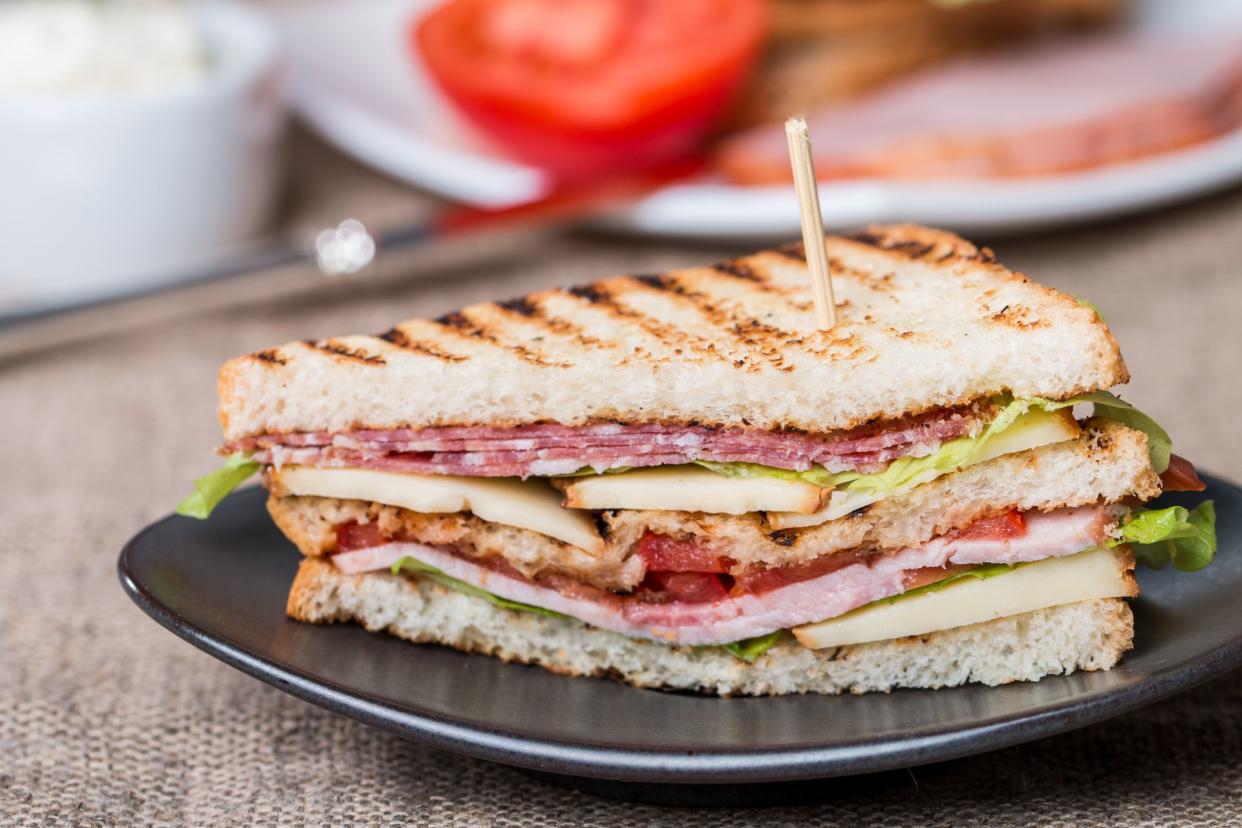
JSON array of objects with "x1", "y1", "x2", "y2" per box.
[{"x1": 182, "y1": 224, "x2": 1217, "y2": 696}]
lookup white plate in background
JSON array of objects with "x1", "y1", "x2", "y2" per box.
[{"x1": 278, "y1": 0, "x2": 1242, "y2": 240}]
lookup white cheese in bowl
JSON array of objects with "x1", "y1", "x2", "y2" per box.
[{"x1": 0, "y1": 0, "x2": 208, "y2": 95}]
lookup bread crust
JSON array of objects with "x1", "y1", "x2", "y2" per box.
[
  {"x1": 286, "y1": 557, "x2": 1134, "y2": 696},
  {"x1": 218, "y1": 225, "x2": 1128, "y2": 441}
]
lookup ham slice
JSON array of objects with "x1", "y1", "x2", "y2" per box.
[
  {"x1": 332, "y1": 505, "x2": 1114, "y2": 645},
  {"x1": 717, "y1": 32, "x2": 1242, "y2": 184},
  {"x1": 235, "y1": 407, "x2": 982, "y2": 478}
]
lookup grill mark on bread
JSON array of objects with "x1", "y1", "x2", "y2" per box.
[
  {"x1": 773, "y1": 241, "x2": 807, "y2": 261},
  {"x1": 593, "y1": 513, "x2": 613, "y2": 542},
  {"x1": 711, "y1": 259, "x2": 798, "y2": 299},
  {"x1": 847, "y1": 229, "x2": 939, "y2": 261},
  {"x1": 627, "y1": 264, "x2": 861, "y2": 366},
  {"x1": 845, "y1": 229, "x2": 889, "y2": 249},
  {"x1": 379, "y1": 327, "x2": 468, "y2": 362},
  {"x1": 731, "y1": 319, "x2": 799, "y2": 372},
  {"x1": 827, "y1": 257, "x2": 886, "y2": 285},
  {"x1": 306, "y1": 339, "x2": 385, "y2": 365},
  {"x1": 493, "y1": 295, "x2": 611, "y2": 350},
  {"x1": 751, "y1": 244, "x2": 875, "y2": 292},
  {"x1": 563, "y1": 281, "x2": 728, "y2": 363},
  {"x1": 437, "y1": 310, "x2": 572, "y2": 368},
  {"x1": 847, "y1": 225, "x2": 1000, "y2": 266},
  {"x1": 629, "y1": 273, "x2": 800, "y2": 372},
  {"x1": 988, "y1": 304, "x2": 1047, "y2": 329},
  {"x1": 810, "y1": 333, "x2": 869, "y2": 363},
  {"x1": 252, "y1": 348, "x2": 288, "y2": 366},
  {"x1": 496, "y1": 296, "x2": 539, "y2": 317},
  {"x1": 565, "y1": 284, "x2": 609, "y2": 304},
  {"x1": 632, "y1": 273, "x2": 677, "y2": 290},
  {"x1": 712, "y1": 259, "x2": 763, "y2": 282},
  {"x1": 767, "y1": 529, "x2": 800, "y2": 548},
  {"x1": 891, "y1": 240, "x2": 935, "y2": 259}
]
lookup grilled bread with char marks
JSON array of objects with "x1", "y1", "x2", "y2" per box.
[{"x1": 218, "y1": 225, "x2": 1126, "y2": 442}]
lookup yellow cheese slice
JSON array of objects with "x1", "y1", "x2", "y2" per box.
[
  {"x1": 792, "y1": 547, "x2": 1135, "y2": 650},
  {"x1": 560, "y1": 465, "x2": 829, "y2": 514},
  {"x1": 271, "y1": 466, "x2": 604, "y2": 554}
]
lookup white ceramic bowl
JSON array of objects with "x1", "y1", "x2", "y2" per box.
[{"x1": 0, "y1": 0, "x2": 286, "y2": 310}]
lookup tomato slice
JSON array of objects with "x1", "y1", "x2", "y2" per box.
[
  {"x1": 638, "y1": 532, "x2": 730, "y2": 573},
  {"x1": 336, "y1": 522, "x2": 387, "y2": 552},
  {"x1": 638, "y1": 571, "x2": 730, "y2": 604},
  {"x1": 414, "y1": 0, "x2": 766, "y2": 177},
  {"x1": 1160, "y1": 453, "x2": 1207, "y2": 492},
  {"x1": 952, "y1": 509, "x2": 1028, "y2": 541}
]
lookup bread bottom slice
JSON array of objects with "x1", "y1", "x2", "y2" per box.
[{"x1": 287, "y1": 558, "x2": 1134, "y2": 696}]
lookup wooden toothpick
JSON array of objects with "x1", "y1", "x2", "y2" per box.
[{"x1": 784, "y1": 116, "x2": 837, "y2": 330}]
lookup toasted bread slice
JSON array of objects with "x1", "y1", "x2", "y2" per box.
[
  {"x1": 218, "y1": 225, "x2": 1126, "y2": 441},
  {"x1": 287, "y1": 557, "x2": 1134, "y2": 696},
  {"x1": 268, "y1": 420, "x2": 1158, "y2": 590}
]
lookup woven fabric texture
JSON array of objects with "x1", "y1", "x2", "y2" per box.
[{"x1": 5, "y1": 147, "x2": 1242, "y2": 825}]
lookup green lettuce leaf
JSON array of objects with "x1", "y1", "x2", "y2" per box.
[
  {"x1": 721, "y1": 631, "x2": 784, "y2": 662},
  {"x1": 391, "y1": 556, "x2": 570, "y2": 619},
  {"x1": 1113, "y1": 502, "x2": 1217, "y2": 571},
  {"x1": 693, "y1": 460, "x2": 837, "y2": 488},
  {"x1": 826, "y1": 436, "x2": 975, "y2": 498},
  {"x1": 175, "y1": 452, "x2": 260, "y2": 519},
  {"x1": 1072, "y1": 294, "x2": 1105, "y2": 321}
]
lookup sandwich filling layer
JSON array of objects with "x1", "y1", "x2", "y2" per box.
[
  {"x1": 265, "y1": 420, "x2": 1164, "y2": 592},
  {"x1": 230, "y1": 405, "x2": 988, "y2": 478},
  {"x1": 324, "y1": 504, "x2": 1119, "y2": 645}
]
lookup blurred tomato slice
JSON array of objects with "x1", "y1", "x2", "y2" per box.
[
  {"x1": 414, "y1": 0, "x2": 765, "y2": 178},
  {"x1": 639, "y1": 571, "x2": 730, "y2": 604},
  {"x1": 638, "y1": 531, "x2": 730, "y2": 573}
]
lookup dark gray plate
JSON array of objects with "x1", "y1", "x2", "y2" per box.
[{"x1": 118, "y1": 477, "x2": 1242, "y2": 785}]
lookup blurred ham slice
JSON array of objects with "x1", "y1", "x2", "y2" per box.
[{"x1": 717, "y1": 32, "x2": 1242, "y2": 184}]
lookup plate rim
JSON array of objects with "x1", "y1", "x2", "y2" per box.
[{"x1": 117, "y1": 477, "x2": 1242, "y2": 784}]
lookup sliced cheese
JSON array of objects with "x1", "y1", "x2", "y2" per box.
[
  {"x1": 271, "y1": 466, "x2": 604, "y2": 554},
  {"x1": 768, "y1": 408, "x2": 1080, "y2": 530},
  {"x1": 560, "y1": 465, "x2": 829, "y2": 514},
  {"x1": 792, "y1": 546, "x2": 1135, "y2": 650},
  {"x1": 970, "y1": 407, "x2": 1080, "y2": 466}
]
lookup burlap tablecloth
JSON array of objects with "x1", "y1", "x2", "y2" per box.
[{"x1": 5, "y1": 140, "x2": 1242, "y2": 825}]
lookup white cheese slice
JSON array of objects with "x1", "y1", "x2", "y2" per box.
[
  {"x1": 767, "y1": 408, "x2": 1080, "y2": 530},
  {"x1": 969, "y1": 407, "x2": 1080, "y2": 466},
  {"x1": 792, "y1": 546, "x2": 1135, "y2": 650},
  {"x1": 271, "y1": 467, "x2": 604, "y2": 554},
  {"x1": 560, "y1": 465, "x2": 829, "y2": 514}
]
